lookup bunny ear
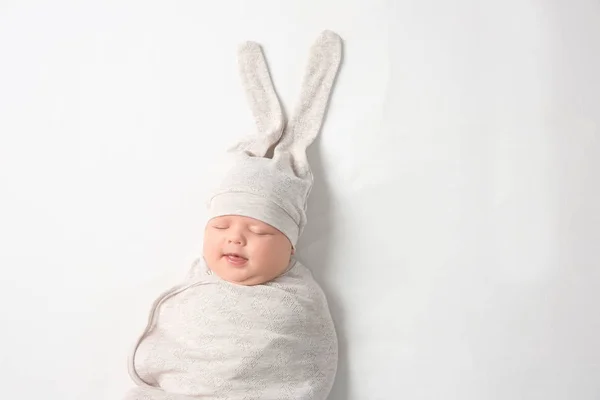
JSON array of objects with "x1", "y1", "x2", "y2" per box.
[
  {"x1": 233, "y1": 41, "x2": 286, "y2": 158},
  {"x1": 274, "y1": 30, "x2": 343, "y2": 174}
]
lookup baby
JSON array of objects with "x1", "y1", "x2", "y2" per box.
[
  {"x1": 123, "y1": 30, "x2": 343, "y2": 400},
  {"x1": 203, "y1": 215, "x2": 294, "y2": 286}
]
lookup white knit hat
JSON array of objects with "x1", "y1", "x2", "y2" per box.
[{"x1": 207, "y1": 30, "x2": 343, "y2": 246}]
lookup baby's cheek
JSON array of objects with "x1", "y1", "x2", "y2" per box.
[
  {"x1": 203, "y1": 239, "x2": 220, "y2": 262},
  {"x1": 251, "y1": 241, "x2": 273, "y2": 260}
]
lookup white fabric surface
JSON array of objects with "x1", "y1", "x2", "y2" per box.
[{"x1": 0, "y1": 1, "x2": 599, "y2": 400}]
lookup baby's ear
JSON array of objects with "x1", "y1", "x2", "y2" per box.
[
  {"x1": 273, "y1": 30, "x2": 343, "y2": 176},
  {"x1": 231, "y1": 41, "x2": 286, "y2": 158}
]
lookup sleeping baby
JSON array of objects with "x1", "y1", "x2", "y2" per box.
[{"x1": 122, "y1": 30, "x2": 343, "y2": 400}]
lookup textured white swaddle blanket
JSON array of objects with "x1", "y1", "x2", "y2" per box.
[{"x1": 124, "y1": 258, "x2": 338, "y2": 400}]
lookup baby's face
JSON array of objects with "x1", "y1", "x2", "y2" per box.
[{"x1": 203, "y1": 215, "x2": 294, "y2": 285}]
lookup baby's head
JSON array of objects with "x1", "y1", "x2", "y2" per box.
[
  {"x1": 203, "y1": 215, "x2": 294, "y2": 286},
  {"x1": 201, "y1": 31, "x2": 341, "y2": 285}
]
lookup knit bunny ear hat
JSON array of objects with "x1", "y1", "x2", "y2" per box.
[{"x1": 207, "y1": 30, "x2": 343, "y2": 246}]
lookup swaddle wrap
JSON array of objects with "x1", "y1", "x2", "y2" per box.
[{"x1": 125, "y1": 258, "x2": 338, "y2": 400}]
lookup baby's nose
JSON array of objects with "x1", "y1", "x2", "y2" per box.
[{"x1": 227, "y1": 232, "x2": 244, "y2": 244}]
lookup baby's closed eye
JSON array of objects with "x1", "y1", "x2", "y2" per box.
[{"x1": 250, "y1": 228, "x2": 274, "y2": 235}]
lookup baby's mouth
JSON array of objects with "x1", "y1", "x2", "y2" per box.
[{"x1": 223, "y1": 253, "x2": 248, "y2": 266}]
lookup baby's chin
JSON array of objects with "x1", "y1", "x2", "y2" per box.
[{"x1": 218, "y1": 272, "x2": 270, "y2": 286}]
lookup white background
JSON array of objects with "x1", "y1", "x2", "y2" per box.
[{"x1": 1, "y1": 1, "x2": 599, "y2": 399}]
